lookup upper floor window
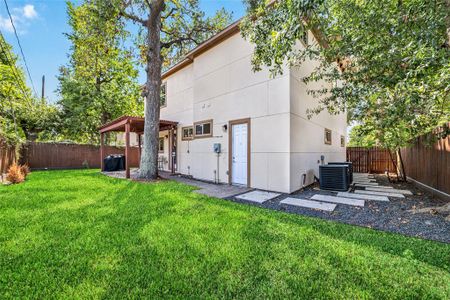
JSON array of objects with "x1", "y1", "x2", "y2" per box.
[
  {"x1": 194, "y1": 120, "x2": 213, "y2": 138},
  {"x1": 160, "y1": 82, "x2": 167, "y2": 107},
  {"x1": 341, "y1": 135, "x2": 345, "y2": 147},
  {"x1": 324, "y1": 128, "x2": 332, "y2": 145}
]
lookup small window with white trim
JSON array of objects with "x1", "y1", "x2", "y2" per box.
[
  {"x1": 341, "y1": 135, "x2": 345, "y2": 147},
  {"x1": 324, "y1": 128, "x2": 332, "y2": 145},
  {"x1": 159, "y1": 137, "x2": 164, "y2": 152},
  {"x1": 182, "y1": 126, "x2": 194, "y2": 140},
  {"x1": 194, "y1": 120, "x2": 213, "y2": 138}
]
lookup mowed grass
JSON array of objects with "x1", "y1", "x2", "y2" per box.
[{"x1": 0, "y1": 170, "x2": 449, "y2": 299}]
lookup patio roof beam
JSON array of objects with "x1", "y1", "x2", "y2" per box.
[{"x1": 99, "y1": 118, "x2": 129, "y2": 134}]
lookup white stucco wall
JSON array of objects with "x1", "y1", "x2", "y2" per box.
[
  {"x1": 161, "y1": 33, "x2": 291, "y2": 192},
  {"x1": 288, "y1": 35, "x2": 347, "y2": 192},
  {"x1": 159, "y1": 32, "x2": 346, "y2": 193}
]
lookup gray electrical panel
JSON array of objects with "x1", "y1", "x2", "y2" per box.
[{"x1": 213, "y1": 143, "x2": 221, "y2": 153}]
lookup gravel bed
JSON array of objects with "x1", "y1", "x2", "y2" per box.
[{"x1": 227, "y1": 175, "x2": 450, "y2": 243}]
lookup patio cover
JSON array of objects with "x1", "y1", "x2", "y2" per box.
[{"x1": 99, "y1": 116, "x2": 178, "y2": 178}]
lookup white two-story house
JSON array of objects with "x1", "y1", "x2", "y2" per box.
[{"x1": 155, "y1": 20, "x2": 347, "y2": 194}]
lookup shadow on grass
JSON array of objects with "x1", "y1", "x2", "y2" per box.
[{"x1": 0, "y1": 169, "x2": 449, "y2": 298}]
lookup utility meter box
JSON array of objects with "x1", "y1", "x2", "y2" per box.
[{"x1": 213, "y1": 143, "x2": 221, "y2": 153}]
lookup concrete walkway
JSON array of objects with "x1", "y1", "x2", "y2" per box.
[{"x1": 103, "y1": 169, "x2": 251, "y2": 199}]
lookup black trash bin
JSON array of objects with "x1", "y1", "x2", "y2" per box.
[{"x1": 103, "y1": 154, "x2": 125, "y2": 171}]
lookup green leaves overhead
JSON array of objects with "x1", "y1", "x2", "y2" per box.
[
  {"x1": 121, "y1": 0, "x2": 232, "y2": 70},
  {"x1": 58, "y1": 0, "x2": 143, "y2": 144},
  {"x1": 0, "y1": 35, "x2": 56, "y2": 146},
  {"x1": 242, "y1": 0, "x2": 450, "y2": 149}
]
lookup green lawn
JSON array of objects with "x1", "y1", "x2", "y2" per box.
[{"x1": 0, "y1": 170, "x2": 449, "y2": 299}]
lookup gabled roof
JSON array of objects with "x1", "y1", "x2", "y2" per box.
[
  {"x1": 162, "y1": 19, "x2": 241, "y2": 80},
  {"x1": 159, "y1": 4, "x2": 335, "y2": 81}
]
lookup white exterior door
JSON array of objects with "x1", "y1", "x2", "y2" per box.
[{"x1": 231, "y1": 123, "x2": 248, "y2": 185}]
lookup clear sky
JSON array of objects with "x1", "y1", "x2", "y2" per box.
[{"x1": 0, "y1": 0, "x2": 245, "y2": 103}]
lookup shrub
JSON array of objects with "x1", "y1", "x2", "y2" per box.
[
  {"x1": 6, "y1": 163, "x2": 25, "y2": 184},
  {"x1": 20, "y1": 164, "x2": 30, "y2": 178}
]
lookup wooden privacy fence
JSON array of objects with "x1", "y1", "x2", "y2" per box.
[
  {"x1": 346, "y1": 147, "x2": 397, "y2": 173},
  {"x1": 0, "y1": 141, "x2": 17, "y2": 175},
  {"x1": 20, "y1": 142, "x2": 140, "y2": 170},
  {"x1": 400, "y1": 128, "x2": 449, "y2": 195}
]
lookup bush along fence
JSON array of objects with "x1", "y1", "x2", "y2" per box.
[
  {"x1": 19, "y1": 142, "x2": 140, "y2": 170},
  {"x1": 0, "y1": 140, "x2": 17, "y2": 176}
]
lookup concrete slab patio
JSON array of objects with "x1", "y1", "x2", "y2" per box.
[{"x1": 103, "y1": 169, "x2": 252, "y2": 198}]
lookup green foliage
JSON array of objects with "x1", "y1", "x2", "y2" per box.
[
  {"x1": 0, "y1": 34, "x2": 30, "y2": 146},
  {"x1": 0, "y1": 169, "x2": 449, "y2": 298},
  {"x1": 0, "y1": 35, "x2": 57, "y2": 146},
  {"x1": 107, "y1": 0, "x2": 232, "y2": 178},
  {"x1": 241, "y1": 0, "x2": 450, "y2": 149},
  {"x1": 159, "y1": 3, "x2": 232, "y2": 70},
  {"x1": 126, "y1": 1, "x2": 232, "y2": 70},
  {"x1": 58, "y1": 1, "x2": 143, "y2": 144},
  {"x1": 347, "y1": 124, "x2": 377, "y2": 147}
]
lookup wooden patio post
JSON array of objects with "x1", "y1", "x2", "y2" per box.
[
  {"x1": 125, "y1": 122, "x2": 130, "y2": 179},
  {"x1": 168, "y1": 127, "x2": 174, "y2": 174},
  {"x1": 100, "y1": 132, "x2": 104, "y2": 171},
  {"x1": 138, "y1": 134, "x2": 142, "y2": 166}
]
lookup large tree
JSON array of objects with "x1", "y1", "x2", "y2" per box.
[
  {"x1": 0, "y1": 34, "x2": 57, "y2": 146},
  {"x1": 58, "y1": 0, "x2": 143, "y2": 144},
  {"x1": 241, "y1": 0, "x2": 450, "y2": 169},
  {"x1": 108, "y1": 0, "x2": 231, "y2": 179}
]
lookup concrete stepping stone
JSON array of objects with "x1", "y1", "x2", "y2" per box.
[
  {"x1": 355, "y1": 190, "x2": 405, "y2": 198},
  {"x1": 236, "y1": 190, "x2": 281, "y2": 203},
  {"x1": 280, "y1": 197, "x2": 336, "y2": 212},
  {"x1": 358, "y1": 185, "x2": 393, "y2": 189},
  {"x1": 355, "y1": 183, "x2": 379, "y2": 187},
  {"x1": 311, "y1": 194, "x2": 365, "y2": 207},
  {"x1": 354, "y1": 179, "x2": 377, "y2": 182},
  {"x1": 337, "y1": 192, "x2": 389, "y2": 202},
  {"x1": 364, "y1": 186, "x2": 412, "y2": 195}
]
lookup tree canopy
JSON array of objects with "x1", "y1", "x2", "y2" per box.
[
  {"x1": 0, "y1": 34, "x2": 57, "y2": 146},
  {"x1": 241, "y1": 0, "x2": 450, "y2": 149},
  {"x1": 104, "y1": 0, "x2": 232, "y2": 179},
  {"x1": 57, "y1": 0, "x2": 143, "y2": 144}
]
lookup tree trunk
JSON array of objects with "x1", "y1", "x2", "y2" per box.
[
  {"x1": 138, "y1": 1, "x2": 164, "y2": 179},
  {"x1": 388, "y1": 149, "x2": 399, "y2": 177},
  {"x1": 397, "y1": 148, "x2": 407, "y2": 182}
]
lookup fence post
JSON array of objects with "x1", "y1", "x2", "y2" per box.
[
  {"x1": 125, "y1": 123, "x2": 130, "y2": 179},
  {"x1": 100, "y1": 133, "x2": 104, "y2": 171}
]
